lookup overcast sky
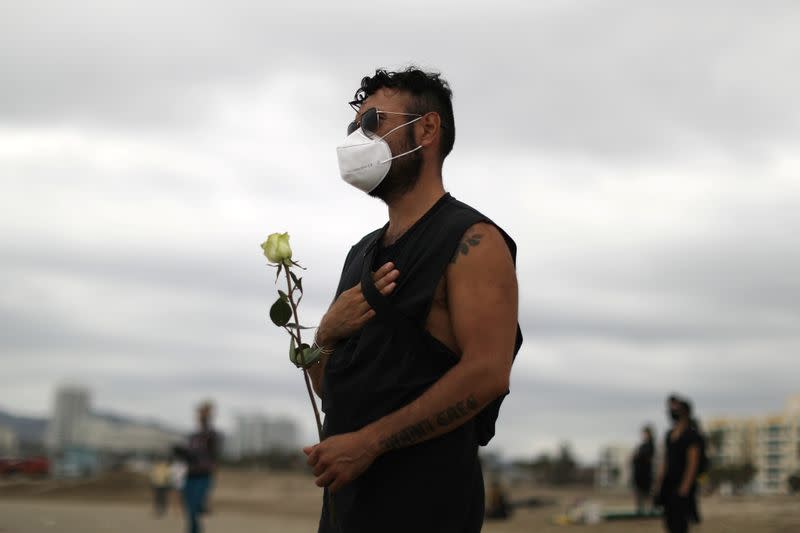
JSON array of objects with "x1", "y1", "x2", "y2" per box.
[{"x1": 1, "y1": 0, "x2": 799, "y2": 462}]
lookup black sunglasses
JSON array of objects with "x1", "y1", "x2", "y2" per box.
[{"x1": 347, "y1": 107, "x2": 421, "y2": 136}]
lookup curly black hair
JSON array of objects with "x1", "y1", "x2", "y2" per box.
[{"x1": 349, "y1": 66, "x2": 455, "y2": 160}]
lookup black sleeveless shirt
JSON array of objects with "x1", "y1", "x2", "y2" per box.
[{"x1": 319, "y1": 193, "x2": 522, "y2": 533}]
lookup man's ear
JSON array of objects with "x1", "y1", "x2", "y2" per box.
[{"x1": 417, "y1": 112, "x2": 441, "y2": 149}]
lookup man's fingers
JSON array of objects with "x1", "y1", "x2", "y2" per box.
[
  {"x1": 315, "y1": 470, "x2": 336, "y2": 488},
  {"x1": 379, "y1": 281, "x2": 397, "y2": 296},
  {"x1": 374, "y1": 268, "x2": 400, "y2": 290},
  {"x1": 372, "y1": 262, "x2": 395, "y2": 281},
  {"x1": 328, "y1": 476, "x2": 347, "y2": 493},
  {"x1": 356, "y1": 300, "x2": 371, "y2": 316},
  {"x1": 306, "y1": 448, "x2": 320, "y2": 467},
  {"x1": 361, "y1": 309, "x2": 376, "y2": 322},
  {"x1": 312, "y1": 462, "x2": 327, "y2": 477}
]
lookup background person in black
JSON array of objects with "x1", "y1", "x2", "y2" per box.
[
  {"x1": 303, "y1": 67, "x2": 521, "y2": 533},
  {"x1": 632, "y1": 425, "x2": 655, "y2": 514},
  {"x1": 655, "y1": 396, "x2": 702, "y2": 533}
]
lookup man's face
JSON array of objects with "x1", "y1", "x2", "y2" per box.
[
  {"x1": 668, "y1": 399, "x2": 681, "y2": 421},
  {"x1": 352, "y1": 88, "x2": 422, "y2": 203},
  {"x1": 197, "y1": 408, "x2": 211, "y2": 428}
]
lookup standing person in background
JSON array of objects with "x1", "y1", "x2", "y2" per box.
[
  {"x1": 169, "y1": 453, "x2": 188, "y2": 516},
  {"x1": 174, "y1": 401, "x2": 221, "y2": 533},
  {"x1": 655, "y1": 396, "x2": 702, "y2": 533},
  {"x1": 632, "y1": 425, "x2": 655, "y2": 514},
  {"x1": 149, "y1": 457, "x2": 171, "y2": 517}
]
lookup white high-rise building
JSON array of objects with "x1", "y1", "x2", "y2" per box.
[{"x1": 46, "y1": 385, "x2": 91, "y2": 450}]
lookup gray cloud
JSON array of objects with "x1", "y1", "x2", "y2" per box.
[{"x1": 2, "y1": 2, "x2": 798, "y2": 161}]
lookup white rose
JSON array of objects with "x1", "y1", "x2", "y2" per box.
[{"x1": 261, "y1": 232, "x2": 292, "y2": 265}]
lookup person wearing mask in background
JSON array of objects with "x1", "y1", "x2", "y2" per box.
[
  {"x1": 632, "y1": 425, "x2": 655, "y2": 514},
  {"x1": 655, "y1": 395, "x2": 702, "y2": 533},
  {"x1": 174, "y1": 401, "x2": 221, "y2": 533}
]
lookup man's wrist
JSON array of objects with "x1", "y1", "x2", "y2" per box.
[
  {"x1": 358, "y1": 424, "x2": 384, "y2": 461},
  {"x1": 315, "y1": 324, "x2": 335, "y2": 348}
]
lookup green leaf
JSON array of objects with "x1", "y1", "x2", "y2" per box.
[
  {"x1": 285, "y1": 323, "x2": 314, "y2": 330},
  {"x1": 290, "y1": 343, "x2": 313, "y2": 368},
  {"x1": 278, "y1": 290, "x2": 289, "y2": 301},
  {"x1": 300, "y1": 345, "x2": 323, "y2": 368},
  {"x1": 269, "y1": 297, "x2": 292, "y2": 327},
  {"x1": 288, "y1": 336, "x2": 297, "y2": 365},
  {"x1": 290, "y1": 271, "x2": 303, "y2": 293},
  {"x1": 275, "y1": 262, "x2": 283, "y2": 282},
  {"x1": 291, "y1": 345, "x2": 322, "y2": 368}
]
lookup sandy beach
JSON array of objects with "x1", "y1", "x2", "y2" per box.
[{"x1": 1, "y1": 470, "x2": 798, "y2": 533}]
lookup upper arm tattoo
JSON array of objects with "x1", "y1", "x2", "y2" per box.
[{"x1": 451, "y1": 233, "x2": 483, "y2": 264}]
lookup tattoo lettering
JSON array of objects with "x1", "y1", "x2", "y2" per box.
[
  {"x1": 379, "y1": 419, "x2": 436, "y2": 452},
  {"x1": 451, "y1": 234, "x2": 483, "y2": 264},
  {"x1": 379, "y1": 395, "x2": 481, "y2": 452},
  {"x1": 435, "y1": 395, "x2": 480, "y2": 426}
]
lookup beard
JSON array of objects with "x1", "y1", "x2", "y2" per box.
[{"x1": 369, "y1": 126, "x2": 422, "y2": 204}]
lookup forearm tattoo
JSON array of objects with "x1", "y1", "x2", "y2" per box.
[
  {"x1": 379, "y1": 395, "x2": 480, "y2": 452},
  {"x1": 451, "y1": 233, "x2": 483, "y2": 264}
]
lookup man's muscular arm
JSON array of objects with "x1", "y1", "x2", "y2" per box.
[{"x1": 304, "y1": 223, "x2": 518, "y2": 492}]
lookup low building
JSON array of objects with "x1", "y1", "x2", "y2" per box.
[
  {"x1": 45, "y1": 385, "x2": 183, "y2": 468},
  {"x1": 73, "y1": 415, "x2": 183, "y2": 456},
  {"x1": 226, "y1": 413, "x2": 300, "y2": 459}
]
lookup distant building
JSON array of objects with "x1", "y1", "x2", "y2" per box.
[
  {"x1": 707, "y1": 394, "x2": 800, "y2": 494},
  {"x1": 73, "y1": 415, "x2": 183, "y2": 456},
  {"x1": 595, "y1": 444, "x2": 632, "y2": 489},
  {"x1": 706, "y1": 417, "x2": 757, "y2": 467},
  {"x1": 46, "y1": 386, "x2": 91, "y2": 450},
  {"x1": 0, "y1": 424, "x2": 19, "y2": 456},
  {"x1": 45, "y1": 385, "x2": 182, "y2": 458},
  {"x1": 227, "y1": 413, "x2": 300, "y2": 459}
]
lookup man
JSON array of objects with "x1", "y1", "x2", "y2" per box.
[
  {"x1": 655, "y1": 395, "x2": 702, "y2": 533},
  {"x1": 304, "y1": 67, "x2": 522, "y2": 533},
  {"x1": 632, "y1": 425, "x2": 655, "y2": 514},
  {"x1": 174, "y1": 401, "x2": 220, "y2": 533}
]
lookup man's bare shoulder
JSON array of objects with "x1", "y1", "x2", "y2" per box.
[{"x1": 448, "y1": 222, "x2": 513, "y2": 270}]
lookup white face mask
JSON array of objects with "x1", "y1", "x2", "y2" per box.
[{"x1": 336, "y1": 116, "x2": 423, "y2": 193}]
